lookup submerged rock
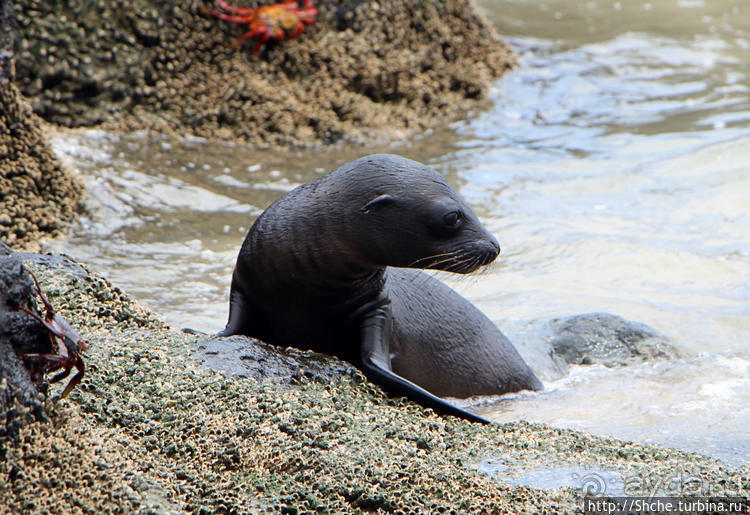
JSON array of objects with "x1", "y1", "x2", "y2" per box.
[
  {"x1": 510, "y1": 312, "x2": 680, "y2": 381},
  {"x1": 547, "y1": 312, "x2": 679, "y2": 367}
]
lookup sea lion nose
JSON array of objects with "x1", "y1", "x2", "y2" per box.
[
  {"x1": 478, "y1": 235, "x2": 501, "y2": 266},
  {"x1": 489, "y1": 235, "x2": 500, "y2": 256}
]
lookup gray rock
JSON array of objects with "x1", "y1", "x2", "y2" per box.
[
  {"x1": 193, "y1": 334, "x2": 360, "y2": 384},
  {"x1": 506, "y1": 312, "x2": 681, "y2": 382},
  {"x1": 0, "y1": 246, "x2": 49, "y2": 439},
  {"x1": 0, "y1": 248, "x2": 49, "y2": 357},
  {"x1": 547, "y1": 312, "x2": 679, "y2": 367}
]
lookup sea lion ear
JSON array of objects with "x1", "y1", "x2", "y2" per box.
[{"x1": 361, "y1": 194, "x2": 396, "y2": 214}]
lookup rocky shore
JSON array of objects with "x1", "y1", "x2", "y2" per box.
[
  {"x1": 4, "y1": 0, "x2": 514, "y2": 248},
  {"x1": 2, "y1": 0, "x2": 748, "y2": 512},
  {"x1": 15, "y1": 0, "x2": 515, "y2": 148},
  {"x1": 1, "y1": 253, "x2": 747, "y2": 513},
  {"x1": 0, "y1": 83, "x2": 84, "y2": 251}
]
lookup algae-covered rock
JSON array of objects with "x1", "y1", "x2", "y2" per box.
[
  {"x1": 15, "y1": 0, "x2": 516, "y2": 147},
  {"x1": 1, "y1": 251, "x2": 746, "y2": 513}
]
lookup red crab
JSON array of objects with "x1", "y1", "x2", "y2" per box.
[
  {"x1": 201, "y1": 0, "x2": 317, "y2": 56},
  {"x1": 18, "y1": 269, "x2": 89, "y2": 399}
]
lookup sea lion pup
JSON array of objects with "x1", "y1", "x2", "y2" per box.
[{"x1": 220, "y1": 154, "x2": 542, "y2": 423}]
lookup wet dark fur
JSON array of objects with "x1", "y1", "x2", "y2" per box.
[{"x1": 221, "y1": 154, "x2": 542, "y2": 421}]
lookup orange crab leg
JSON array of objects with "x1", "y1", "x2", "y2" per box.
[
  {"x1": 252, "y1": 33, "x2": 272, "y2": 55},
  {"x1": 229, "y1": 24, "x2": 269, "y2": 51},
  {"x1": 203, "y1": 0, "x2": 317, "y2": 54},
  {"x1": 23, "y1": 354, "x2": 68, "y2": 382},
  {"x1": 17, "y1": 304, "x2": 51, "y2": 327},
  {"x1": 286, "y1": 22, "x2": 305, "y2": 39}
]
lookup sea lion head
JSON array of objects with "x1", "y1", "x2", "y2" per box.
[{"x1": 330, "y1": 154, "x2": 501, "y2": 274}]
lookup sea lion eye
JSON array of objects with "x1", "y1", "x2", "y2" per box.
[{"x1": 443, "y1": 211, "x2": 463, "y2": 228}]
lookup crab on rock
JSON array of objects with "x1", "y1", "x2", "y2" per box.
[
  {"x1": 201, "y1": 0, "x2": 317, "y2": 56},
  {"x1": 18, "y1": 269, "x2": 89, "y2": 399}
]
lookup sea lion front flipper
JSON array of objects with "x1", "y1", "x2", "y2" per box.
[
  {"x1": 359, "y1": 303, "x2": 491, "y2": 424},
  {"x1": 217, "y1": 286, "x2": 260, "y2": 337}
]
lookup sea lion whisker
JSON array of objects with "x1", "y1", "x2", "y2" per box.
[
  {"x1": 455, "y1": 257, "x2": 476, "y2": 274},
  {"x1": 453, "y1": 250, "x2": 480, "y2": 272},
  {"x1": 458, "y1": 255, "x2": 482, "y2": 274},
  {"x1": 472, "y1": 255, "x2": 483, "y2": 273},
  {"x1": 419, "y1": 249, "x2": 463, "y2": 261},
  {"x1": 477, "y1": 260, "x2": 496, "y2": 275},
  {"x1": 414, "y1": 253, "x2": 466, "y2": 271},
  {"x1": 451, "y1": 271, "x2": 480, "y2": 286},
  {"x1": 408, "y1": 249, "x2": 463, "y2": 269},
  {"x1": 425, "y1": 254, "x2": 465, "y2": 269}
]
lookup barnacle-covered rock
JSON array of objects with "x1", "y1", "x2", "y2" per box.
[
  {"x1": 0, "y1": 82, "x2": 84, "y2": 250},
  {"x1": 15, "y1": 0, "x2": 516, "y2": 147}
]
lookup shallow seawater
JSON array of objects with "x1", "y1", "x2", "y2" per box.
[
  {"x1": 47, "y1": 0, "x2": 749, "y2": 465},
  {"x1": 477, "y1": 458, "x2": 627, "y2": 496}
]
